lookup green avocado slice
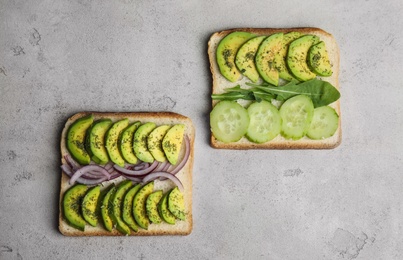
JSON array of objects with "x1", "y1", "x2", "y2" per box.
[
  {"x1": 308, "y1": 41, "x2": 333, "y2": 77},
  {"x1": 162, "y1": 124, "x2": 185, "y2": 165},
  {"x1": 66, "y1": 115, "x2": 94, "y2": 165},
  {"x1": 274, "y1": 31, "x2": 303, "y2": 81},
  {"x1": 120, "y1": 122, "x2": 141, "y2": 164},
  {"x1": 122, "y1": 183, "x2": 142, "y2": 232},
  {"x1": 133, "y1": 182, "x2": 154, "y2": 229},
  {"x1": 158, "y1": 191, "x2": 176, "y2": 225},
  {"x1": 287, "y1": 35, "x2": 320, "y2": 81},
  {"x1": 216, "y1": 31, "x2": 256, "y2": 82},
  {"x1": 86, "y1": 119, "x2": 113, "y2": 165},
  {"x1": 255, "y1": 33, "x2": 284, "y2": 86},
  {"x1": 63, "y1": 184, "x2": 88, "y2": 231},
  {"x1": 235, "y1": 35, "x2": 266, "y2": 83},
  {"x1": 133, "y1": 122, "x2": 156, "y2": 163},
  {"x1": 105, "y1": 119, "x2": 129, "y2": 167},
  {"x1": 168, "y1": 187, "x2": 186, "y2": 221},
  {"x1": 101, "y1": 184, "x2": 116, "y2": 232},
  {"x1": 112, "y1": 180, "x2": 132, "y2": 235},
  {"x1": 147, "y1": 125, "x2": 171, "y2": 163},
  {"x1": 146, "y1": 190, "x2": 164, "y2": 224},
  {"x1": 81, "y1": 185, "x2": 101, "y2": 227}
]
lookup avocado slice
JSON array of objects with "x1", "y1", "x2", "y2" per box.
[
  {"x1": 273, "y1": 32, "x2": 303, "y2": 81},
  {"x1": 287, "y1": 34, "x2": 320, "y2": 81},
  {"x1": 146, "y1": 190, "x2": 164, "y2": 224},
  {"x1": 105, "y1": 119, "x2": 129, "y2": 167},
  {"x1": 120, "y1": 121, "x2": 141, "y2": 164},
  {"x1": 235, "y1": 35, "x2": 266, "y2": 83},
  {"x1": 147, "y1": 125, "x2": 171, "y2": 163},
  {"x1": 133, "y1": 181, "x2": 154, "y2": 229},
  {"x1": 168, "y1": 187, "x2": 186, "y2": 221},
  {"x1": 308, "y1": 41, "x2": 333, "y2": 77},
  {"x1": 101, "y1": 184, "x2": 116, "y2": 232},
  {"x1": 255, "y1": 33, "x2": 284, "y2": 86},
  {"x1": 81, "y1": 185, "x2": 101, "y2": 227},
  {"x1": 162, "y1": 124, "x2": 185, "y2": 165},
  {"x1": 158, "y1": 191, "x2": 176, "y2": 225},
  {"x1": 111, "y1": 180, "x2": 132, "y2": 235},
  {"x1": 122, "y1": 183, "x2": 142, "y2": 232},
  {"x1": 216, "y1": 31, "x2": 256, "y2": 82},
  {"x1": 66, "y1": 114, "x2": 94, "y2": 165},
  {"x1": 86, "y1": 119, "x2": 113, "y2": 165},
  {"x1": 133, "y1": 122, "x2": 156, "y2": 163},
  {"x1": 63, "y1": 184, "x2": 88, "y2": 231}
]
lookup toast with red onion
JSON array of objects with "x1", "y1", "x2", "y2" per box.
[{"x1": 59, "y1": 111, "x2": 195, "y2": 236}]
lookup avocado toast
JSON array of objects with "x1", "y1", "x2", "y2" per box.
[
  {"x1": 59, "y1": 111, "x2": 195, "y2": 236},
  {"x1": 208, "y1": 27, "x2": 341, "y2": 149}
]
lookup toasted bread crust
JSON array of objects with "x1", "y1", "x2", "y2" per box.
[
  {"x1": 59, "y1": 111, "x2": 195, "y2": 236},
  {"x1": 208, "y1": 27, "x2": 341, "y2": 149}
]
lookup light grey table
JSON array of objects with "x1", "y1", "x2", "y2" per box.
[{"x1": 1, "y1": 0, "x2": 402, "y2": 259}]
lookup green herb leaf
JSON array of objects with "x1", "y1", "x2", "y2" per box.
[
  {"x1": 211, "y1": 91, "x2": 255, "y2": 101},
  {"x1": 247, "y1": 79, "x2": 340, "y2": 107},
  {"x1": 252, "y1": 91, "x2": 275, "y2": 103}
]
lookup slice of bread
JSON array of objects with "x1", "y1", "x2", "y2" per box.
[
  {"x1": 59, "y1": 111, "x2": 195, "y2": 236},
  {"x1": 208, "y1": 27, "x2": 341, "y2": 149}
]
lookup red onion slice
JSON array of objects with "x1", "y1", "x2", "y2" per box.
[
  {"x1": 61, "y1": 164, "x2": 73, "y2": 175},
  {"x1": 104, "y1": 162, "x2": 114, "y2": 171},
  {"x1": 162, "y1": 162, "x2": 171, "y2": 172},
  {"x1": 64, "y1": 154, "x2": 81, "y2": 171},
  {"x1": 132, "y1": 162, "x2": 150, "y2": 171},
  {"x1": 69, "y1": 165, "x2": 111, "y2": 185},
  {"x1": 76, "y1": 176, "x2": 108, "y2": 185},
  {"x1": 113, "y1": 160, "x2": 159, "y2": 176},
  {"x1": 62, "y1": 164, "x2": 108, "y2": 185},
  {"x1": 119, "y1": 173, "x2": 143, "y2": 183},
  {"x1": 109, "y1": 170, "x2": 121, "y2": 180},
  {"x1": 142, "y1": 171, "x2": 184, "y2": 192},
  {"x1": 168, "y1": 135, "x2": 191, "y2": 175},
  {"x1": 154, "y1": 161, "x2": 168, "y2": 172}
]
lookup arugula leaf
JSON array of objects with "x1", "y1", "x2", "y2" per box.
[
  {"x1": 252, "y1": 90, "x2": 275, "y2": 102},
  {"x1": 211, "y1": 87, "x2": 274, "y2": 102},
  {"x1": 247, "y1": 79, "x2": 340, "y2": 107},
  {"x1": 211, "y1": 92, "x2": 255, "y2": 101},
  {"x1": 211, "y1": 85, "x2": 255, "y2": 101},
  {"x1": 212, "y1": 79, "x2": 340, "y2": 107}
]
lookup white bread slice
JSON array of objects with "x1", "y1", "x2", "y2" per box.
[
  {"x1": 208, "y1": 27, "x2": 341, "y2": 149},
  {"x1": 59, "y1": 111, "x2": 195, "y2": 236}
]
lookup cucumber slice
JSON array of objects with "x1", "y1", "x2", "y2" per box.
[
  {"x1": 307, "y1": 106, "x2": 339, "y2": 140},
  {"x1": 210, "y1": 101, "x2": 249, "y2": 143},
  {"x1": 246, "y1": 101, "x2": 281, "y2": 143},
  {"x1": 279, "y1": 95, "x2": 314, "y2": 140}
]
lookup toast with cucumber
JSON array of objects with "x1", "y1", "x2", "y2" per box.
[
  {"x1": 59, "y1": 111, "x2": 195, "y2": 236},
  {"x1": 208, "y1": 27, "x2": 341, "y2": 149}
]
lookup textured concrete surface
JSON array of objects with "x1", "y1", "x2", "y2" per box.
[{"x1": 1, "y1": 0, "x2": 402, "y2": 259}]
